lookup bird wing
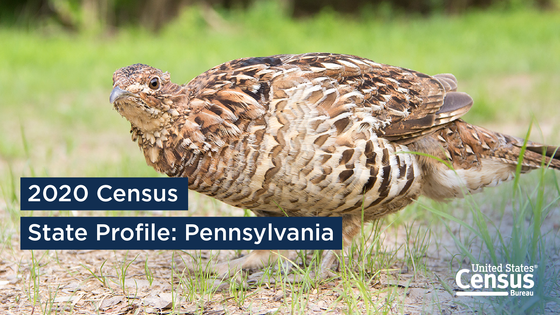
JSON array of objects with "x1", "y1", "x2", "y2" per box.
[
  {"x1": 275, "y1": 53, "x2": 473, "y2": 143},
  {"x1": 182, "y1": 53, "x2": 473, "y2": 151}
]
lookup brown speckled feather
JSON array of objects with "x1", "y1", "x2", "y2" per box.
[{"x1": 110, "y1": 52, "x2": 560, "y2": 249}]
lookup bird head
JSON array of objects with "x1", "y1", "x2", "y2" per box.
[{"x1": 110, "y1": 63, "x2": 182, "y2": 133}]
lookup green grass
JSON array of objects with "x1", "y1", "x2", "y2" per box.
[
  {"x1": 423, "y1": 172, "x2": 560, "y2": 314},
  {"x1": 1, "y1": 3, "x2": 560, "y2": 314}
]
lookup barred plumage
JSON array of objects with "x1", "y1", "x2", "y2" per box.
[{"x1": 110, "y1": 53, "x2": 560, "y2": 277}]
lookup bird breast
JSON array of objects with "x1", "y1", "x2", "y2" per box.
[{"x1": 181, "y1": 72, "x2": 422, "y2": 217}]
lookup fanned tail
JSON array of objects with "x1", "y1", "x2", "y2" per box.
[
  {"x1": 454, "y1": 122, "x2": 560, "y2": 172},
  {"x1": 415, "y1": 121, "x2": 559, "y2": 200}
]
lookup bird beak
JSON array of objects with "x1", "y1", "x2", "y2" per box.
[{"x1": 110, "y1": 86, "x2": 131, "y2": 104}]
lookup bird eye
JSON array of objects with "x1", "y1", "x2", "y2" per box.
[{"x1": 149, "y1": 77, "x2": 160, "y2": 90}]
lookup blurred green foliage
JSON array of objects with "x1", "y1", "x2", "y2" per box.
[{"x1": 1, "y1": 0, "x2": 558, "y2": 32}]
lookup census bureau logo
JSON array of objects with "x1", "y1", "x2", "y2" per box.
[{"x1": 455, "y1": 263, "x2": 536, "y2": 297}]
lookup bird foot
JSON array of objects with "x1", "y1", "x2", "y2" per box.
[{"x1": 181, "y1": 249, "x2": 341, "y2": 287}]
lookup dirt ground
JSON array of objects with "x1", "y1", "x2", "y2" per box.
[{"x1": 0, "y1": 235, "x2": 456, "y2": 314}]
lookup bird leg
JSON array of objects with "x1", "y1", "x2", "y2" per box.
[
  {"x1": 286, "y1": 215, "x2": 364, "y2": 282},
  {"x1": 321, "y1": 215, "x2": 364, "y2": 274},
  {"x1": 320, "y1": 249, "x2": 340, "y2": 274}
]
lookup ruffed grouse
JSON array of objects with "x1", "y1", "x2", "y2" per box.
[{"x1": 110, "y1": 53, "x2": 560, "y2": 277}]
